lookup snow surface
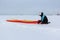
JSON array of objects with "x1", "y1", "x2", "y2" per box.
[{"x1": 0, "y1": 15, "x2": 60, "y2": 40}]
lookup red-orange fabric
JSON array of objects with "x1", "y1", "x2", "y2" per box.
[{"x1": 6, "y1": 20, "x2": 39, "y2": 24}]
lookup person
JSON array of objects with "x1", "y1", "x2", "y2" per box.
[{"x1": 38, "y1": 12, "x2": 48, "y2": 24}]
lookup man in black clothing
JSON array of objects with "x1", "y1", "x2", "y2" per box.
[{"x1": 38, "y1": 12, "x2": 48, "y2": 24}]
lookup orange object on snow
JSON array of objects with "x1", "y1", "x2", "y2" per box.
[{"x1": 6, "y1": 20, "x2": 39, "y2": 24}]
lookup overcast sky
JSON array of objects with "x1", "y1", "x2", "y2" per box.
[{"x1": 0, "y1": 0, "x2": 60, "y2": 15}]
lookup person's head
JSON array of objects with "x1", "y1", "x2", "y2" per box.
[{"x1": 40, "y1": 12, "x2": 44, "y2": 17}]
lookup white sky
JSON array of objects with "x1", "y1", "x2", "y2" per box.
[{"x1": 0, "y1": 0, "x2": 60, "y2": 15}]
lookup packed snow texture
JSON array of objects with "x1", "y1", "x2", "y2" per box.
[{"x1": 0, "y1": 15, "x2": 60, "y2": 40}]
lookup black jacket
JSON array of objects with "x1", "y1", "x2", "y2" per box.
[{"x1": 41, "y1": 16, "x2": 48, "y2": 24}]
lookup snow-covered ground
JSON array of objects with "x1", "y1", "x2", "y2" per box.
[{"x1": 0, "y1": 15, "x2": 60, "y2": 40}]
